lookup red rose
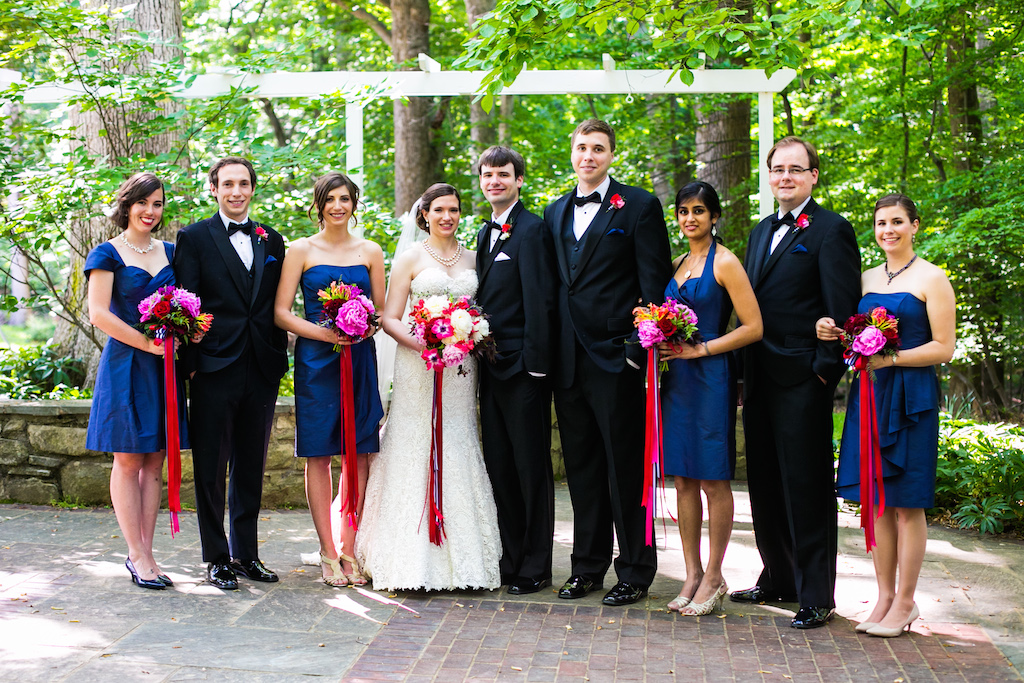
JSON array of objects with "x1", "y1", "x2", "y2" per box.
[
  {"x1": 153, "y1": 301, "x2": 172, "y2": 318},
  {"x1": 657, "y1": 318, "x2": 676, "y2": 334}
]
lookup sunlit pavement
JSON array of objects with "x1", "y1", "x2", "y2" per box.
[{"x1": 1, "y1": 483, "x2": 1022, "y2": 681}]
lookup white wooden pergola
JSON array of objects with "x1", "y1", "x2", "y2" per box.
[{"x1": 1, "y1": 57, "x2": 796, "y2": 214}]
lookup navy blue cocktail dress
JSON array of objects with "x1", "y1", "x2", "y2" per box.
[
  {"x1": 85, "y1": 241, "x2": 189, "y2": 453},
  {"x1": 837, "y1": 292, "x2": 940, "y2": 508},
  {"x1": 661, "y1": 240, "x2": 737, "y2": 480},
  {"x1": 294, "y1": 264, "x2": 384, "y2": 457}
]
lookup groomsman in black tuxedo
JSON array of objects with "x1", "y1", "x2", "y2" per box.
[
  {"x1": 474, "y1": 146, "x2": 558, "y2": 595},
  {"x1": 731, "y1": 137, "x2": 860, "y2": 628},
  {"x1": 173, "y1": 157, "x2": 289, "y2": 590},
  {"x1": 544, "y1": 120, "x2": 672, "y2": 606}
]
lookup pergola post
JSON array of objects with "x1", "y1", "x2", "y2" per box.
[
  {"x1": 757, "y1": 91, "x2": 775, "y2": 218},
  {"x1": 345, "y1": 100, "x2": 365, "y2": 191}
]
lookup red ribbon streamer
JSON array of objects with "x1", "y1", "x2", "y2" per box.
[
  {"x1": 161, "y1": 330, "x2": 181, "y2": 537},
  {"x1": 855, "y1": 355, "x2": 886, "y2": 551},
  {"x1": 420, "y1": 368, "x2": 446, "y2": 545},
  {"x1": 339, "y1": 346, "x2": 359, "y2": 530},
  {"x1": 641, "y1": 347, "x2": 664, "y2": 547}
]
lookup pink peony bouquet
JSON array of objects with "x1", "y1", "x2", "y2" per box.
[
  {"x1": 137, "y1": 286, "x2": 213, "y2": 344},
  {"x1": 317, "y1": 280, "x2": 378, "y2": 352},
  {"x1": 632, "y1": 299, "x2": 701, "y2": 370},
  {"x1": 409, "y1": 295, "x2": 496, "y2": 373},
  {"x1": 841, "y1": 306, "x2": 900, "y2": 370}
]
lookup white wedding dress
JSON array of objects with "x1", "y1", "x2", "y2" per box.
[{"x1": 357, "y1": 268, "x2": 501, "y2": 591}]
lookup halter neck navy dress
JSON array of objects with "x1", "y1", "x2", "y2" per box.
[
  {"x1": 294, "y1": 264, "x2": 384, "y2": 457},
  {"x1": 85, "y1": 241, "x2": 189, "y2": 453},
  {"x1": 661, "y1": 240, "x2": 737, "y2": 480},
  {"x1": 837, "y1": 292, "x2": 940, "y2": 508}
]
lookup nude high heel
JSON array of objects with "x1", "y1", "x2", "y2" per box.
[
  {"x1": 854, "y1": 621, "x2": 878, "y2": 633},
  {"x1": 866, "y1": 603, "x2": 919, "y2": 637}
]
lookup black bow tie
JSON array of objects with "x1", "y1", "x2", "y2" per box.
[
  {"x1": 227, "y1": 220, "x2": 252, "y2": 236},
  {"x1": 483, "y1": 220, "x2": 501, "y2": 232},
  {"x1": 771, "y1": 213, "x2": 794, "y2": 230},
  {"x1": 573, "y1": 192, "x2": 602, "y2": 207}
]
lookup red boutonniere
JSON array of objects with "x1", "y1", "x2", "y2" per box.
[
  {"x1": 794, "y1": 213, "x2": 811, "y2": 231},
  {"x1": 607, "y1": 193, "x2": 625, "y2": 211},
  {"x1": 498, "y1": 223, "x2": 512, "y2": 241},
  {"x1": 254, "y1": 226, "x2": 268, "y2": 244}
]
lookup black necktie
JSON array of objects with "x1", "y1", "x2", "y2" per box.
[
  {"x1": 227, "y1": 220, "x2": 252, "y2": 236},
  {"x1": 483, "y1": 220, "x2": 501, "y2": 232},
  {"x1": 573, "y1": 192, "x2": 601, "y2": 207},
  {"x1": 770, "y1": 212, "x2": 794, "y2": 230}
]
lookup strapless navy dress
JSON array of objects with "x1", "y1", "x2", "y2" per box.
[
  {"x1": 85, "y1": 241, "x2": 189, "y2": 453},
  {"x1": 661, "y1": 240, "x2": 737, "y2": 480},
  {"x1": 837, "y1": 292, "x2": 940, "y2": 508},
  {"x1": 294, "y1": 264, "x2": 383, "y2": 457}
]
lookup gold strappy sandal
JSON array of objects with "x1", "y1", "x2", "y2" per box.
[
  {"x1": 340, "y1": 553, "x2": 368, "y2": 587},
  {"x1": 320, "y1": 552, "x2": 348, "y2": 587}
]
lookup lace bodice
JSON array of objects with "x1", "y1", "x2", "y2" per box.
[{"x1": 410, "y1": 267, "x2": 478, "y2": 300}]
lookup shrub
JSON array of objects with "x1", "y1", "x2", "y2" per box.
[
  {"x1": 0, "y1": 344, "x2": 88, "y2": 399},
  {"x1": 933, "y1": 416, "x2": 1024, "y2": 534}
]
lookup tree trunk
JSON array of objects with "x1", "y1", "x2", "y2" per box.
[
  {"x1": 53, "y1": 0, "x2": 184, "y2": 386},
  {"x1": 391, "y1": 0, "x2": 434, "y2": 215},
  {"x1": 946, "y1": 35, "x2": 982, "y2": 175},
  {"x1": 695, "y1": 97, "x2": 751, "y2": 249}
]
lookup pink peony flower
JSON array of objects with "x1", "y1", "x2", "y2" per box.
[
  {"x1": 336, "y1": 299, "x2": 370, "y2": 338},
  {"x1": 173, "y1": 289, "x2": 202, "y2": 318},
  {"x1": 442, "y1": 344, "x2": 468, "y2": 367},
  {"x1": 637, "y1": 320, "x2": 665, "y2": 348},
  {"x1": 356, "y1": 295, "x2": 375, "y2": 313},
  {"x1": 852, "y1": 326, "x2": 886, "y2": 356}
]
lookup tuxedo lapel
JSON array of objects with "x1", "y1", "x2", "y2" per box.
[
  {"x1": 749, "y1": 220, "x2": 772, "y2": 286},
  {"x1": 478, "y1": 202, "x2": 521, "y2": 288},
  {"x1": 570, "y1": 180, "x2": 619, "y2": 284},
  {"x1": 551, "y1": 192, "x2": 574, "y2": 285},
  {"x1": 757, "y1": 198, "x2": 819, "y2": 285},
  {"x1": 205, "y1": 215, "x2": 249, "y2": 299},
  {"x1": 250, "y1": 227, "x2": 266, "y2": 308}
]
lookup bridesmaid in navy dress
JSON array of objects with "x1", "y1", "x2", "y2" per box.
[
  {"x1": 274, "y1": 172, "x2": 385, "y2": 587},
  {"x1": 86, "y1": 172, "x2": 188, "y2": 590},
  {"x1": 658, "y1": 182, "x2": 762, "y2": 615},
  {"x1": 816, "y1": 194, "x2": 955, "y2": 637}
]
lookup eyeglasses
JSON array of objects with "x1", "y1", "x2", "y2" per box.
[{"x1": 769, "y1": 167, "x2": 813, "y2": 177}]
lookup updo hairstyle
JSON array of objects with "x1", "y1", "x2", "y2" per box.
[
  {"x1": 309, "y1": 171, "x2": 361, "y2": 228},
  {"x1": 415, "y1": 183, "x2": 461, "y2": 233},
  {"x1": 110, "y1": 172, "x2": 165, "y2": 231}
]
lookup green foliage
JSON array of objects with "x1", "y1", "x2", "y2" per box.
[
  {"x1": 933, "y1": 416, "x2": 1024, "y2": 534},
  {"x1": 0, "y1": 344, "x2": 88, "y2": 399}
]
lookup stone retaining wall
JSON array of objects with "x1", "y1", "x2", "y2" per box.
[{"x1": 0, "y1": 399, "x2": 744, "y2": 507}]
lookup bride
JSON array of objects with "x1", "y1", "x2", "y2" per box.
[{"x1": 357, "y1": 183, "x2": 501, "y2": 591}]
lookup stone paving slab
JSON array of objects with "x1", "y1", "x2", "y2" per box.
[{"x1": 2, "y1": 483, "x2": 1024, "y2": 681}]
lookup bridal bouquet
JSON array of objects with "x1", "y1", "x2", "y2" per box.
[
  {"x1": 409, "y1": 294, "x2": 495, "y2": 374},
  {"x1": 137, "y1": 285, "x2": 213, "y2": 345},
  {"x1": 632, "y1": 299, "x2": 701, "y2": 371},
  {"x1": 840, "y1": 306, "x2": 900, "y2": 372},
  {"x1": 317, "y1": 280, "x2": 378, "y2": 352}
]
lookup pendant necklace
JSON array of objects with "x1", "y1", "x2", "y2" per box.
[
  {"x1": 423, "y1": 240, "x2": 462, "y2": 267},
  {"x1": 682, "y1": 248, "x2": 710, "y2": 280},
  {"x1": 885, "y1": 254, "x2": 917, "y2": 284},
  {"x1": 119, "y1": 232, "x2": 155, "y2": 255}
]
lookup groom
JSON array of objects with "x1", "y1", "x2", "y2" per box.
[
  {"x1": 174, "y1": 156, "x2": 289, "y2": 590},
  {"x1": 474, "y1": 146, "x2": 557, "y2": 595},
  {"x1": 545, "y1": 119, "x2": 672, "y2": 606}
]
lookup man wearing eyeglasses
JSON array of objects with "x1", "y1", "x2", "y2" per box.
[{"x1": 731, "y1": 137, "x2": 860, "y2": 629}]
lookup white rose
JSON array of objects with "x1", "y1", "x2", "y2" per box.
[
  {"x1": 472, "y1": 318, "x2": 490, "y2": 341},
  {"x1": 424, "y1": 295, "x2": 449, "y2": 318},
  {"x1": 449, "y1": 308, "x2": 473, "y2": 341}
]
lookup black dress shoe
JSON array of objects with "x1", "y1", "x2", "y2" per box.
[
  {"x1": 508, "y1": 578, "x2": 551, "y2": 595},
  {"x1": 207, "y1": 562, "x2": 239, "y2": 590},
  {"x1": 729, "y1": 585, "x2": 798, "y2": 604},
  {"x1": 601, "y1": 581, "x2": 648, "y2": 606},
  {"x1": 792, "y1": 606, "x2": 835, "y2": 629},
  {"x1": 230, "y1": 558, "x2": 279, "y2": 583},
  {"x1": 558, "y1": 575, "x2": 600, "y2": 599}
]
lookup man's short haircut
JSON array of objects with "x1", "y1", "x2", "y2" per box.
[
  {"x1": 475, "y1": 146, "x2": 526, "y2": 179},
  {"x1": 766, "y1": 136, "x2": 819, "y2": 170},
  {"x1": 571, "y1": 119, "x2": 616, "y2": 152},
  {"x1": 209, "y1": 156, "x2": 258, "y2": 188}
]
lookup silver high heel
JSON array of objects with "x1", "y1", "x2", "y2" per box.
[
  {"x1": 681, "y1": 582, "x2": 728, "y2": 616},
  {"x1": 866, "y1": 603, "x2": 919, "y2": 637}
]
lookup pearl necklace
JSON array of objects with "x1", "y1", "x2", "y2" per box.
[
  {"x1": 423, "y1": 240, "x2": 462, "y2": 267},
  {"x1": 885, "y1": 254, "x2": 917, "y2": 284},
  {"x1": 119, "y1": 232, "x2": 155, "y2": 255}
]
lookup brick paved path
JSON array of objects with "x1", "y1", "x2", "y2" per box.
[{"x1": 345, "y1": 595, "x2": 1018, "y2": 682}]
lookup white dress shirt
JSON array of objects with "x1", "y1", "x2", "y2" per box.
[
  {"x1": 769, "y1": 196, "x2": 812, "y2": 255},
  {"x1": 488, "y1": 203, "x2": 516, "y2": 252},
  {"x1": 572, "y1": 176, "x2": 611, "y2": 241},
  {"x1": 219, "y1": 211, "x2": 254, "y2": 271}
]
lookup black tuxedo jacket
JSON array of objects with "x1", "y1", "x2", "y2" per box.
[
  {"x1": 544, "y1": 178, "x2": 672, "y2": 388},
  {"x1": 475, "y1": 201, "x2": 557, "y2": 381},
  {"x1": 172, "y1": 214, "x2": 288, "y2": 383},
  {"x1": 743, "y1": 197, "x2": 861, "y2": 389}
]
